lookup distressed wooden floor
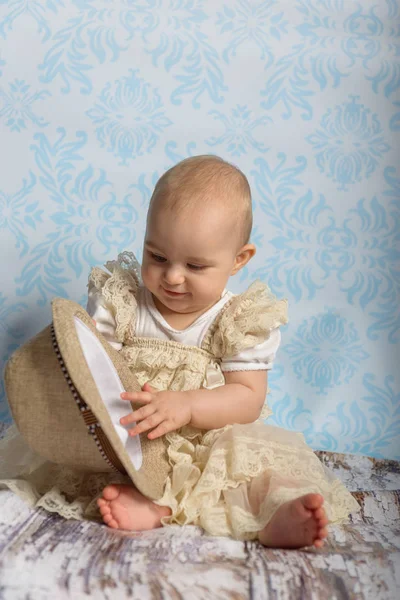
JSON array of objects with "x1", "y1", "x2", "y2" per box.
[{"x1": 0, "y1": 428, "x2": 399, "y2": 599}]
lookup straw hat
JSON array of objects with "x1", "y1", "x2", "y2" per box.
[{"x1": 4, "y1": 297, "x2": 171, "y2": 500}]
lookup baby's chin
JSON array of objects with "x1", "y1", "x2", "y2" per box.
[
  {"x1": 160, "y1": 297, "x2": 199, "y2": 314},
  {"x1": 155, "y1": 292, "x2": 217, "y2": 315}
]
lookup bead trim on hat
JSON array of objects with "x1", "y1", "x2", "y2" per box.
[{"x1": 50, "y1": 324, "x2": 124, "y2": 473}]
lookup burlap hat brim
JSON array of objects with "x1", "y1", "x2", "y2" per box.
[{"x1": 5, "y1": 297, "x2": 170, "y2": 501}]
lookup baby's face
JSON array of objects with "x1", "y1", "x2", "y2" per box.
[{"x1": 142, "y1": 204, "x2": 240, "y2": 316}]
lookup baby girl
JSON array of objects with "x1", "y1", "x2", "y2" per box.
[{"x1": 88, "y1": 155, "x2": 360, "y2": 548}]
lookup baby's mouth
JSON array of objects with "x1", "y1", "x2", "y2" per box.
[{"x1": 162, "y1": 287, "x2": 187, "y2": 297}]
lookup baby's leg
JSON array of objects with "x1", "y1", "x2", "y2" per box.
[
  {"x1": 97, "y1": 485, "x2": 171, "y2": 531},
  {"x1": 258, "y1": 493, "x2": 329, "y2": 549}
]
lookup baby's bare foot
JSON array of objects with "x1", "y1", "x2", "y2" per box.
[
  {"x1": 97, "y1": 484, "x2": 171, "y2": 531},
  {"x1": 258, "y1": 493, "x2": 329, "y2": 549}
]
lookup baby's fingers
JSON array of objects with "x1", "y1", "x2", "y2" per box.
[
  {"x1": 147, "y1": 421, "x2": 174, "y2": 440},
  {"x1": 127, "y1": 413, "x2": 164, "y2": 437},
  {"x1": 142, "y1": 382, "x2": 157, "y2": 393},
  {"x1": 120, "y1": 391, "x2": 153, "y2": 404},
  {"x1": 120, "y1": 404, "x2": 155, "y2": 426}
]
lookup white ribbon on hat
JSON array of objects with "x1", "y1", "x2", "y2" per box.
[{"x1": 74, "y1": 317, "x2": 143, "y2": 470}]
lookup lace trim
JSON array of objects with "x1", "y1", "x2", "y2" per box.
[
  {"x1": 202, "y1": 280, "x2": 288, "y2": 358},
  {"x1": 88, "y1": 267, "x2": 110, "y2": 292},
  {"x1": 0, "y1": 469, "x2": 131, "y2": 521},
  {"x1": 120, "y1": 341, "x2": 211, "y2": 392},
  {"x1": 122, "y1": 337, "x2": 212, "y2": 366},
  {"x1": 260, "y1": 404, "x2": 273, "y2": 420},
  {"x1": 88, "y1": 251, "x2": 140, "y2": 345},
  {"x1": 104, "y1": 250, "x2": 142, "y2": 284}
]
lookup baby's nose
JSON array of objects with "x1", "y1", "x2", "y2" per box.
[{"x1": 163, "y1": 265, "x2": 185, "y2": 285}]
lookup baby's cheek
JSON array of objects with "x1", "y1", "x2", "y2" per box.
[{"x1": 141, "y1": 265, "x2": 155, "y2": 287}]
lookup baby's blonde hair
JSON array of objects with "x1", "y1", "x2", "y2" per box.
[{"x1": 148, "y1": 155, "x2": 253, "y2": 247}]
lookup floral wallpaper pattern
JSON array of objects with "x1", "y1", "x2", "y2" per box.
[{"x1": 0, "y1": 0, "x2": 399, "y2": 460}]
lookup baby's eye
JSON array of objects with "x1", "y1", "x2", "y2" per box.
[
  {"x1": 187, "y1": 263, "x2": 206, "y2": 271},
  {"x1": 151, "y1": 253, "x2": 167, "y2": 263}
]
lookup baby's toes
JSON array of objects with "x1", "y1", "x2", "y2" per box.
[
  {"x1": 98, "y1": 501, "x2": 111, "y2": 518},
  {"x1": 102, "y1": 513, "x2": 119, "y2": 528},
  {"x1": 314, "y1": 508, "x2": 329, "y2": 530},
  {"x1": 314, "y1": 524, "x2": 329, "y2": 547},
  {"x1": 314, "y1": 507, "x2": 327, "y2": 521},
  {"x1": 102, "y1": 485, "x2": 120, "y2": 501},
  {"x1": 318, "y1": 517, "x2": 329, "y2": 529},
  {"x1": 318, "y1": 524, "x2": 328, "y2": 537}
]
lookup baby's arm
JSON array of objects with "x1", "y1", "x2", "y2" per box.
[
  {"x1": 187, "y1": 370, "x2": 267, "y2": 429},
  {"x1": 185, "y1": 328, "x2": 281, "y2": 429}
]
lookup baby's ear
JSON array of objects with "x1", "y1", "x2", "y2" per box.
[{"x1": 231, "y1": 244, "x2": 256, "y2": 275}]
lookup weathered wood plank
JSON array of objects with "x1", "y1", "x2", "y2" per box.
[{"x1": 0, "y1": 488, "x2": 399, "y2": 600}]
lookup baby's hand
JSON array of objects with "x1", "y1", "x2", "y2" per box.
[{"x1": 119, "y1": 383, "x2": 192, "y2": 440}]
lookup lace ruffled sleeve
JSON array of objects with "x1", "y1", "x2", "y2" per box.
[
  {"x1": 204, "y1": 281, "x2": 288, "y2": 359},
  {"x1": 87, "y1": 251, "x2": 141, "y2": 346},
  {"x1": 221, "y1": 328, "x2": 281, "y2": 372}
]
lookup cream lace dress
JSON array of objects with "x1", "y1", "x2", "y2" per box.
[{"x1": 0, "y1": 253, "x2": 360, "y2": 541}]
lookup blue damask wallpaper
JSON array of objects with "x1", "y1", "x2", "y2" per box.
[{"x1": 0, "y1": 1, "x2": 399, "y2": 459}]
